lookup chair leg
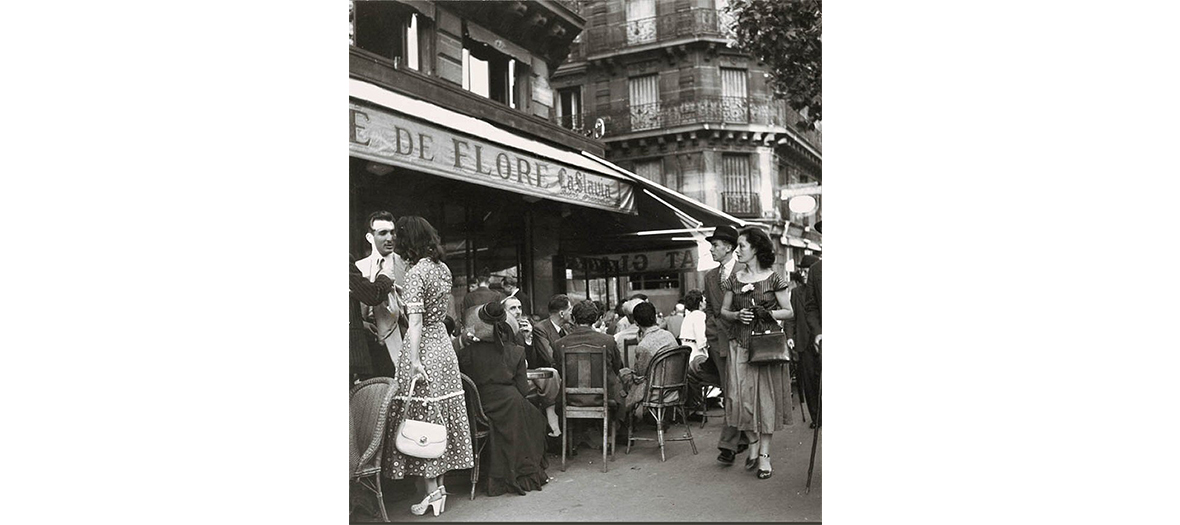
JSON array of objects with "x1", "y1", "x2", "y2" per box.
[
  {"x1": 681, "y1": 405, "x2": 698, "y2": 455},
  {"x1": 561, "y1": 411, "x2": 568, "y2": 472},
  {"x1": 374, "y1": 474, "x2": 389, "y2": 523},
  {"x1": 693, "y1": 382, "x2": 703, "y2": 427},
  {"x1": 601, "y1": 416, "x2": 608, "y2": 473},
  {"x1": 610, "y1": 419, "x2": 617, "y2": 460},
  {"x1": 625, "y1": 410, "x2": 633, "y2": 454},
  {"x1": 470, "y1": 445, "x2": 478, "y2": 501},
  {"x1": 656, "y1": 406, "x2": 667, "y2": 462}
]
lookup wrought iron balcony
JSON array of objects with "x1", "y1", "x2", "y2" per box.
[
  {"x1": 722, "y1": 192, "x2": 762, "y2": 217},
  {"x1": 584, "y1": 8, "x2": 727, "y2": 55},
  {"x1": 566, "y1": 96, "x2": 787, "y2": 135},
  {"x1": 556, "y1": 95, "x2": 821, "y2": 152}
]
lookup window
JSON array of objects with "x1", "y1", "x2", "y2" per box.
[
  {"x1": 722, "y1": 154, "x2": 759, "y2": 215},
  {"x1": 629, "y1": 74, "x2": 660, "y2": 131},
  {"x1": 463, "y1": 37, "x2": 528, "y2": 107},
  {"x1": 720, "y1": 68, "x2": 748, "y2": 123},
  {"x1": 626, "y1": 0, "x2": 657, "y2": 45},
  {"x1": 353, "y1": 2, "x2": 421, "y2": 70},
  {"x1": 634, "y1": 159, "x2": 661, "y2": 183},
  {"x1": 629, "y1": 272, "x2": 681, "y2": 291},
  {"x1": 558, "y1": 87, "x2": 583, "y2": 131}
]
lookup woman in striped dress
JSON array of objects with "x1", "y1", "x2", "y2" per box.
[{"x1": 719, "y1": 227, "x2": 795, "y2": 480}]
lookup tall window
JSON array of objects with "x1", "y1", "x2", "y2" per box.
[
  {"x1": 558, "y1": 87, "x2": 583, "y2": 131},
  {"x1": 462, "y1": 41, "x2": 526, "y2": 107},
  {"x1": 721, "y1": 68, "x2": 748, "y2": 123},
  {"x1": 722, "y1": 154, "x2": 759, "y2": 215},
  {"x1": 716, "y1": 0, "x2": 736, "y2": 37},
  {"x1": 629, "y1": 74, "x2": 660, "y2": 131},
  {"x1": 626, "y1": 0, "x2": 657, "y2": 45},
  {"x1": 634, "y1": 159, "x2": 661, "y2": 183},
  {"x1": 354, "y1": 2, "x2": 420, "y2": 70}
]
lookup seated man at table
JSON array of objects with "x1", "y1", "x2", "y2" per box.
[
  {"x1": 503, "y1": 295, "x2": 562, "y2": 437},
  {"x1": 553, "y1": 300, "x2": 626, "y2": 449},
  {"x1": 620, "y1": 301, "x2": 682, "y2": 421}
]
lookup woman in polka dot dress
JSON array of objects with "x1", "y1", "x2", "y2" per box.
[{"x1": 382, "y1": 216, "x2": 472, "y2": 517}]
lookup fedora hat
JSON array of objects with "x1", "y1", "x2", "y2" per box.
[
  {"x1": 706, "y1": 225, "x2": 739, "y2": 245},
  {"x1": 799, "y1": 254, "x2": 821, "y2": 269}
]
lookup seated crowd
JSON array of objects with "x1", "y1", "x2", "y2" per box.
[{"x1": 350, "y1": 214, "x2": 821, "y2": 519}]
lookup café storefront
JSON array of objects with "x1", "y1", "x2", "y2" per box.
[{"x1": 350, "y1": 78, "x2": 749, "y2": 320}]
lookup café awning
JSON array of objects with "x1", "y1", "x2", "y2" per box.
[
  {"x1": 580, "y1": 152, "x2": 758, "y2": 230},
  {"x1": 349, "y1": 78, "x2": 637, "y2": 215},
  {"x1": 574, "y1": 153, "x2": 763, "y2": 271}
]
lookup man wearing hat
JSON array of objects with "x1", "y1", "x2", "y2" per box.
[
  {"x1": 791, "y1": 255, "x2": 822, "y2": 427},
  {"x1": 699, "y1": 224, "x2": 751, "y2": 464}
]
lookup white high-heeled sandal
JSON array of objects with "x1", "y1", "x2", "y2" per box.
[{"x1": 410, "y1": 486, "x2": 447, "y2": 516}]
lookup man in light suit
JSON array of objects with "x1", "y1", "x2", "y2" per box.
[
  {"x1": 355, "y1": 211, "x2": 407, "y2": 377},
  {"x1": 698, "y1": 224, "x2": 751, "y2": 464}
]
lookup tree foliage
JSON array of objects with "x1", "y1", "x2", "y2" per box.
[{"x1": 725, "y1": 0, "x2": 821, "y2": 129}]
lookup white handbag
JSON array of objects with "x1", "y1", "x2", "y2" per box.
[{"x1": 394, "y1": 377, "x2": 448, "y2": 459}]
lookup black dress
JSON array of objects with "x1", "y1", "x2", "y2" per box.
[{"x1": 458, "y1": 340, "x2": 550, "y2": 496}]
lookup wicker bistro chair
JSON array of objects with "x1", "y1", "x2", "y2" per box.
[
  {"x1": 349, "y1": 378, "x2": 398, "y2": 522},
  {"x1": 626, "y1": 346, "x2": 699, "y2": 461},
  {"x1": 560, "y1": 342, "x2": 617, "y2": 473},
  {"x1": 459, "y1": 373, "x2": 492, "y2": 500}
]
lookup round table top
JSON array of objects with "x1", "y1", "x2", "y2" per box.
[{"x1": 526, "y1": 369, "x2": 554, "y2": 379}]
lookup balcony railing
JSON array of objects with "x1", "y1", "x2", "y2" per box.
[
  {"x1": 562, "y1": 95, "x2": 785, "y2": 134},
  {"x1": 584, "y1": 8, "x2": 728, "y2": 55},
  {"x1": 556, "y1": 94, "x2": 821, "y2": 151},
  {"x1": 722, "y1": 192, "x2": 762, "y2": 217}
]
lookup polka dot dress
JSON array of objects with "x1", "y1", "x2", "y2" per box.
[{"x1": 382, "y1": 258, "x2": 474, "y2": 480}]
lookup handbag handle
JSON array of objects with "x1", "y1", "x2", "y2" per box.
[{"x1": 395, "y1": 376, "x2": 435, "y2": 431}]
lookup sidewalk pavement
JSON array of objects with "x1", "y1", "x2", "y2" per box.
[{"x1": 353, "y1": 401, "x2": 821, "y2": 522}]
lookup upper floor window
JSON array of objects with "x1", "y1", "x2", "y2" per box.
[
  {"x1": 353, "y1": 2, "x2": 421, "y2": 70},
  {"x1": 720, "y1": 68, "x2": 748, "y2": 123},
  {"x1": 634, "y1": 159, "x2": 662, "y2": 183},
  {"x1": 626, "y1": 0, "x2": 657, "y2": 45},
  {"x1": 629, "y1": 74, "x2": 660, "y2": 131},
  {"x1": 558, "y1": 87, "x2": 583, "y2": 131},
  {"x1": 463, "y1": 25, "x2": 530, "y2": 109},
  {"x1": 722, "y1": 153, "x2": 760, "y2": 216}
]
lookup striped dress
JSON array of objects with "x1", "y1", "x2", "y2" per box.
[{"x1": 721, "y1": 271, "x2": 794, "y2": 433}]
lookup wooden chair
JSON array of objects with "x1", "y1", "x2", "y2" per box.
[
  {"x1": 560, "y1": 342, "x2": 617, "y2": 473},
  {"x1": 349, "y1": 377, "x2": 397, "y2": 522},
  {"x1": 626, "y1": 346, "x2": 698, "y2": 461},
  {"x1": 622, "y1": 337, "x2": 639, "y2": 370},
  {"x1": 459, "y1": 373, "x2": 492, "y2": 500}
]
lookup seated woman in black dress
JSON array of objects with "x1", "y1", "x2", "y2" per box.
[{"x1": 457, "y1": 301, "x2": 550, "y2": 496}]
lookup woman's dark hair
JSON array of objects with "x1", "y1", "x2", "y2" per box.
[
  {"x1": 394, "y1": 216, "x2": 445, "y2": 263},
  {"x1": 683, "y1": 289, "x2": 705, "y2": 311},
  {"x1": 571, "y1": 300, "x2": 600, "y2": 325},
  {"x1": 633, "y1": 302, "x2": 657, "y2": 328},
  {"x1": 740, "y1": 227, "x2": 776, "y2": 269}
]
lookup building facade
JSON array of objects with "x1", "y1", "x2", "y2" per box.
[
  {"x1": 349, "y1": 0, "x2": 748, "y2": 320},
  {"x1": 552, "y1": 0, "x2": 822, "y2": 285}
]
